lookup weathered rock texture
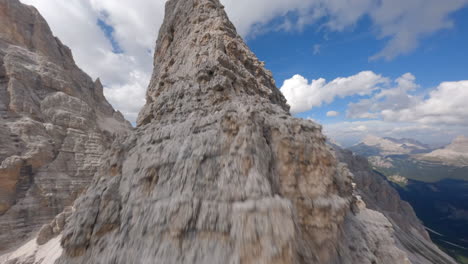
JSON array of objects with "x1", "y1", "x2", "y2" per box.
[
  {"x1": 1, "y1": 0, "x2": 457, "y2": 263},
  {"x1": 44, "y1": 0, "x2": 451, "y2": 263},
  {"x1": 333, "y1": 146, "x2": 457, "y2": 264},
  {"x1": 0, "y1": 0, "x2": 131, "y2": 253}
]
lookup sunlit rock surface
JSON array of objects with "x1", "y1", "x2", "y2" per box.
[
  {"x1": 1, "y1": 0, "x2": 458, "y2": 263},
  {"x1": 54, "y1": 0, "x2": 437, "y2": 263}
]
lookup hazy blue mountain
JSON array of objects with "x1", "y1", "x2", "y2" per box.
[
  {"x1": 349, "y1": 135, "x2": 468, "y2": 183},
  {"x1": 349, "y1": 135, "x2": 432, "y2": 157},
  {"x1": 346, "y1": 135, "x2": 468, "y2": 263}
]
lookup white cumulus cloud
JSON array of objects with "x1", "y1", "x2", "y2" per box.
[
  {"x1": 326, "y1": 111, "x2": 340, "y2": 117},
  {"x1": 347, "y1": 73, "x2": 420, "y2": 119},
  {"x1": 382, "y1": 80, "x2": 468, "y2": 125},
  {"x1": 346, "y1": 75, "x2": 468, "y2": 126},
  {"x1": 280, "y1": 71, "x2": 388, "y2": 114},
  {"x1": 282, "y1": 70, "x2": 468, "y2": 145}
]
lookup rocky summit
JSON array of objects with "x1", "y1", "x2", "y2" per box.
[
  {"x1": 0, "y1": 0, "x2": 131, "y2": 254},
  {"x1": 51, "y1": 0, "x2": 453, "y2": 263},
  {"x1": 0, "y1": 0, "x2": 458, "y2": 263}
]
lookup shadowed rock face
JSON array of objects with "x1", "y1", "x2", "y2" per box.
[{"x1": 0, "y1": 0, "x2": 131, "y2": 253}]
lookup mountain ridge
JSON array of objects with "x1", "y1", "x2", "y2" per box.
[
  {"x1": 350, "y1": 135, "x2": 432, "y2": 157},
  {"x1": 0, "y1": 0, "x2": 131, "y2": 253},
  {"x1": 417, "y1": 136, "x2": 468, "y2": 167},
  {"x1": 0, "y1": 0, "x2": 458, "y2": 263}
]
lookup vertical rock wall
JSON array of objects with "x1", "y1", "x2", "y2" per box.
[
  {"x1": 0, "y1": 0, "x2": 131, "y2": 253},
  {"x1": 55, "y1": 0, "x2": 433, "y2": 263},
  {"x1": 0, "y1": 0, "x2": 458, "y2": 264}
]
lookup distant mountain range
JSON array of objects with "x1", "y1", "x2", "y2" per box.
[
  {"x1": 346, "y1": 135, "x2": 468, "y2": 263},
  {"x1": 417, "y1": 136, "x2": 468, "y2": 167},
  {"x1": 348, "y1": 135, "x2": 468, "y2": 183},
  {"x1": 349, "y1": 135, "x2": 432, "y2": 157},
  {"x1": 339, "y1": 135, "x2": 468, "y2": 263}
]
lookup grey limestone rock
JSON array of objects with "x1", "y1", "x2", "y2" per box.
[
  {"x1": 54, "y1": 0, "x2": 446, "y2": 263},
  {"x1": 0, "y1": 0, "x2": 131, "y2": 253},
  {"x1": 0, "y1": 0, "x2": 458, "y2": 263}
]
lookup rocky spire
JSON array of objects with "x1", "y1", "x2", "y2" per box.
[
  {"x1": 50, "y1": 0, "x2": 418, "y2": 263},
  {"x1": 0, "y1": 0, "x2": 454, "y2": 264},
  {"x1": 0, "y1": 0, "x2": 450, "y2": 263},
  {"x1": 137, "y1": 0, "x2": 288, "y2": 126}
]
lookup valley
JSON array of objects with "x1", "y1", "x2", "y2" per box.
[
  {"x1": 348, "y1": 135, "x2": 468, "y2": 263},
  {"x1": 375, "y1": 155, "x2": 468, "y2": 183},
  {"x1": 392, "y1": 179, "x2": 468, "y2": 264}
]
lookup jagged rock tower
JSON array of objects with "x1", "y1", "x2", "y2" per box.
[
  {"x1": 52, "y1": 0, "x2": 419, "y2": 263},
  {"x1": 0, "y1": 0, "x2": 131, "y2": 253}
]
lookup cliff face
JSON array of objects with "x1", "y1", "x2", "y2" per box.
[
  {"x1": 333, "y1": 147, "x2": 457, "y2": 264},
  {"x1": 0, "y1": 0, "x2": 458, "y2": 263},
  {"x1": 0, "y1": 0, "x2": 131, "y2": 253},
  {"x1": 50, "y1": 0, "x2": 417, "y2": 263}
]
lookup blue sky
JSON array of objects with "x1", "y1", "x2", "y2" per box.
[
  {"x1": 22, "y1": 0, "x2": 468, "y2": 146},
  {"x1": 248, "y1": 7, "x2": 468, "y2": 120},
  {"x1": 97, "y1": 18, "x2": 124, "y2": 54},
  {"x1": 245, "y1": 5, "x2": 468, "y2": 145}
]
